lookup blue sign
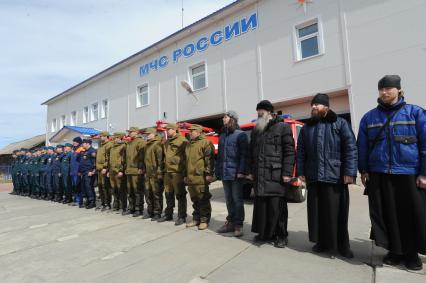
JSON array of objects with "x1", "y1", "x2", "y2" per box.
[{"x1": 140, "y1": 12, "x2": 258, "y2": 77}]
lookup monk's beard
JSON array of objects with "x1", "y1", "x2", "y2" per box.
[
  {"x1": 255, "y1": 113, "x2": 272, "y2": 132},
  {"x1": 310, "y1": 108, "x2": 328, "y2": 122}
]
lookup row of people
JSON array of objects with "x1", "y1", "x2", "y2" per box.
[{"x1": 10, "y1": 75, "x2": 426, "y2": 271}]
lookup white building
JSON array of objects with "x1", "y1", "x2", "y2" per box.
[{"x1": 43, "y1": 0, "x2": 426, "y2": 144}]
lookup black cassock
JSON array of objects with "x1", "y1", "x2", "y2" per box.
[
  {"x1": 307, "y1": 182, "x2": 350, "y2": 251},
  {"x1": 367, "y1": 173, "x2": 426, "y2": 255}
]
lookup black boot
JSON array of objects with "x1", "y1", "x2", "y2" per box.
[
  {"x1": 404, "y1": 253, "x2": 423, "y2": 271},
  {"x1": 157, "y1": 215, "x2": 173, "y2": 222},
  {"x1": 132, "y1": 211, "x2": 142, "y2": 217},
  {"x1": 151, "y1": 214, "x2": 161, "y2": 221},
  {"x1": 339, "y1": 248, "x2": 354, "y2": 259},
  {"x1": 383, "y1": 252, "x2": 402, "y2": 266},
  {"x1": 86, "y1": 202, "x2": 96, "y2": 209},
  {"x1": 174, "y1": 218, "x2": 186, "y2": 226},
  {"x1": 274, "y1": 237, "x2": 288, "y2": 248},
  {"x1": 142, "y1": 214, "x2": 152, "y2": 219}
]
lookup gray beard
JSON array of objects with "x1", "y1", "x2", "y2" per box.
[{"x1": 255, "y1": 115, "x2": 271, "y2": 132}]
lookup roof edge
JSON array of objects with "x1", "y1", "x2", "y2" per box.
[{"x1": 41, "y1": 0, "x2": 251, "y2": 106}]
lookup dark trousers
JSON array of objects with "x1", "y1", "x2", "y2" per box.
[
  {"x1": 63, "y1": 174, "x2": 72, "y2": 200},
  {"x1": 21, "y1": 173, "x2": 29, "y2": 194},
  {"x1": 81, "y1": 173, "x2": 95, "y2": 204},
  {"x1": 71, "y1": 175, "x2": 81, "y2": 203},
  {"x1": 368, "y1": 173, "x2": 426, "y2": 255},
  {"x1": 223, "y1": 180, "x2": 245, "y2": 227},
  {"x1": 46, "y1": 172, "x2": 53, "y2": 196},
  {"x1": 39, "y1": 172, "x2": 47, "y2": 196},
  {"x1": 53, "y1": 173, "x2": 63, "y2": 198},
  {"x1": 307, "y1": 182, "x2": 350, "y2": 251},
  {"x1": 35, "y1": 174, "x2": 41, "y2": 195}
]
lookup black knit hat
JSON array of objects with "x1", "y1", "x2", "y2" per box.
[
  {"x1": 82, "y1": 139, "x2": 92, "y2": 144},
  {"x1": 311, "y1": 93, "x2": 330, "y2": 107},
  {"x1": 256, "y1": 100, "x2": 274, "y2": 112},
  {"x1": 378, "y1": 75, "x2": 401, "y2": 90},
  {"x1": 73, "y1": 137, "x2": 83, "y2": 144}
]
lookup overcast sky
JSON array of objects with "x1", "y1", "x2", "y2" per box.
[{"x1": 0, "y1": 0, "x2": 234, "y2": 148}]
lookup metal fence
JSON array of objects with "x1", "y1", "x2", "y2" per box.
[{"x1": 0, "y1": 165, "x2": 12, "y2": 181}]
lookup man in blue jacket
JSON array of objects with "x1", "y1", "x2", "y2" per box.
[
  {"x1": 79, "y1": 139, "x2": 97, "y2": 209},
  {"x1": 297, "y1": 93, "x2": 357, "y2": 258},
  {"x1": 61, "y1": 143, "x2": 73, "y2": 204},
  {"x1": 216, "y1": 111, "x2": 249, "y2": 237},
  {"x1": 357, "y1": 75, "x2": 426, "y2": 270},
  {"x1": 51, "y1": 145, "x2": 64, "y2": 202},
  {"x1": 45, "y1": 146, "x2": 55, "y2": 201},
  {"x1": 38, "y1": 147, "x2": 48, "y2": 200},
  {"x1": 70, "y1": 137, "x2": 84, "y2": 206}
]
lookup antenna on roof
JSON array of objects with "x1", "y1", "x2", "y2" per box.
[{"x1": 181, "y1": 0, "x2": 184, "y2": 28}]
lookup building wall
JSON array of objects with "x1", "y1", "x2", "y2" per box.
[
  {"x1": 45, "y1": 0, "x2": 426, "y2": 142},
  {"x1": 342, "y1": 0, "x2": 426, "y2": 131}
]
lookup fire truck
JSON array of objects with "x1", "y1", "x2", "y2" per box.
[{"x1": 154, "y1": 121, "x2": 219, "y2": 154}]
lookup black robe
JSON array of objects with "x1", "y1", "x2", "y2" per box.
[
  {"x1": 368, "y1": 173, "x2": 426, "y2": 255},
  {"x1": 307, "y1": 182, "x2": 350, "y2": 251}
]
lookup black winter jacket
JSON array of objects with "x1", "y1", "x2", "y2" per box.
[{"x1": 250, "y1": 117, "x2": 295, "y2": 197}]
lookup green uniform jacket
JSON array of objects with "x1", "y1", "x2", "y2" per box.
[
  {"x1": 125, "y1": 137, "x2": 146, "y2": 175},
  {"x1": 108, "y1": 142, "x2": 126, "y2": 174},
  {"x1": 185, "y1": 135, "x2": 215, "y2": 185},
  {"x1": 143, "y1": 136, "x2": 163, "y2": 178},
  {"x1": 164, "y1": 134, "x2": 188, "y2": 174},
  {"x1": 96, "y1": 140, "x2": 113, "y2": 171}
]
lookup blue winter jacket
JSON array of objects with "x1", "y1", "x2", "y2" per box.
[
  {"x1": 296, "y1": 110, "x2": 358, "y2": 184},
  {"x1": 215, "y1": 127, "x2": 249, "y2": 181},
  {"x1": 70, "y1": 146, "x2": 83, "y2": 176},
  {"x1": 79, "y1": 147, "x2": 96, "y2": 174},
  {"x1": 357, "y1": 97, "x2": 426, "y2": 176}
]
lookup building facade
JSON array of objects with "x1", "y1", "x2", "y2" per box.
[{"x1": 43, "y1": 0, "x2": 426, "y2": 143}]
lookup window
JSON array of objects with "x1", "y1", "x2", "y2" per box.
[
  {"x1": 101, "y1": 99, "x2": 108, "y2": 119},
  {"x1": 70, "y1": 111, "x2": 77, "y2": 126},
  {"x1": 136, "y1": 84, "x2": 149, "y2": 108},
  {"x1": 59, "y1": 115, "x2": 66, "y2": 129},
  {"x1": 51, "y1": 118, "x2": 57, "y2": 133},
  {"x1": 90, "y1": 103, "x2": 98, "y2": 121},
  {"x1": 83, "y1": 106, "x2": 89, "y2": 124},
  {"x1": 190, "y1": 63, "x2": 206, "y2": 91},
  {"x1": 294, "y1": 18, "x2": 323, "y2": 61}
]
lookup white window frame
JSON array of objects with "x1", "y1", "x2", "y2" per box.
[
  {"x1": 83, "y1": 106, "x2": 89, "y2": 124},
  {"x1": 188, "y1": 61, "x2": 208, "y2": 92},
  {"x1": 100, "y1": 99, "x2": 108, "y2": 119},
  {"x1": 59, "y1": 115, "x2": 66, "y2": 129},
  {"x1": 293, "y1": 17, "x2": 324, "y2": 62},
  {"x1": 136, "y1": 84, "x2": 149, "y2": 108},
  {"x1": 90, "y1": 102, "x2": 99, "y2": 122},
  {"x1": 70, "y1": 111, "x2": 77, "y2": 126},
  {"x1": 51, "y1": 118, "x2": 57, "y2": 133}
]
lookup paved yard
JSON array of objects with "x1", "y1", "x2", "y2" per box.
[{"x1": 0, "y1": 183, "x2": 424, "y2": 282}]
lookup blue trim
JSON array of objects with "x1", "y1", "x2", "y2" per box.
[
  {"x1": 49, "y1": 126, "x2": 101, "y2": 142},
  {"x1": 42, "y1": 0, "x2": 241, "y2": 105}
]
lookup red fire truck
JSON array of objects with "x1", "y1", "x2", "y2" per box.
[{"x1": 154, "y1": 121, "x2": 219, "y2": 154}]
